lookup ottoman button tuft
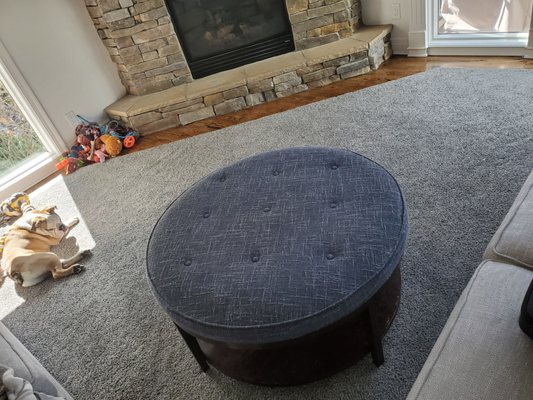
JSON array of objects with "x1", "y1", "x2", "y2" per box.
[
  {"x1": 183, "y1": 258, "x2": 192, "y2": 266},
  {"x1": 263, "y1": 206, "x2": 271, "y2": 212},
  {"x1": 203, "y1": 211, "x2": 210, "y2": 218},
  {"x1": 331, "y1": 164, "x2": 338, "y2": 170},
  {"x1": 326, "y1": 253, "x2": 335, "y2": 260},
  {"x1": 251, "y1": 255, "x2": 260, "y2": 262}
]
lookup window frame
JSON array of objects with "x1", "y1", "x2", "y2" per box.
[
  {"x1": 427, "y1": 0, "x2": 530, "y2": 52},
  {"x1": 0, "y1": 38, "x2": 66, "y2": 198}
]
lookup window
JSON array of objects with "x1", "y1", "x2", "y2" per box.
[
  {"x1": 0, "y1": 78, "x2": 48, "y2": 180},
  {"x1": 0, "y1": 39, "x2": 65, "y2": 199}
]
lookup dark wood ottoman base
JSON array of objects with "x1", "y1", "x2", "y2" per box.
[{"x1": 176, "y1": 266, "x2": 401, "y2": 386}]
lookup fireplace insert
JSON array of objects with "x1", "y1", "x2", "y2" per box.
[{"x1": 165, "y1": 0, "x2": 295, "y2": 79}]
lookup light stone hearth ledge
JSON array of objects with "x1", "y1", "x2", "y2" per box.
[{"x1": 106, "y1": 25, "x2": 392, "y2": 134}]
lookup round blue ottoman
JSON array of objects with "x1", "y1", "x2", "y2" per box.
[{"x1": 147, "y1": 147, "x2": 408, "y2": 385}]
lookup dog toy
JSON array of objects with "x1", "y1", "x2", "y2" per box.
[
  {"x1": 75, "y1": 116, "x2": 104, "y2": 142},
  {"x1": 0, "y1": 192, "x2": 34, "y2": 223},
  {"x1": 56, "y1": 152, "x2": 86, "y2": 175},
  {"x1": 107, "y1": 120, "x2": 140, "y2": 148},
  {"x1": 97, "y1": 134, "x2": 122, "y2": 157},
  {"x1": 93, "y1": 147, "x2": 108, "y2": 163},
  {"x1": 56, "y1": 116, "x2": 140, "y2": 174}
]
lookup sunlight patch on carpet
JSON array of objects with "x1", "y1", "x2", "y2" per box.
[{"x1": 0, "y1": 175, "x2": 95, "y2": 319}]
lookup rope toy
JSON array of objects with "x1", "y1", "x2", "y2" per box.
[
  {"x1": 0, "y1": 192, "x2": 33, "y2": 222},
  {"x1": 0, "y1": 192, "x2": 35, "y2": 259}
]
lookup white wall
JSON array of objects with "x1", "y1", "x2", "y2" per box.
[
  {"x1": 0, "y1": 0, "x2": 125, "y2": 146},
  {"x1": 362, "y1": 0, "x2": 410, "y2": 54}
]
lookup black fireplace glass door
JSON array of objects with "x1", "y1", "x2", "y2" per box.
[{"x1": 166, "y1": 0, "x2": 295, "y2": 78}]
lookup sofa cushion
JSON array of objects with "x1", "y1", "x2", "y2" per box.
[
  {"x1": 0, "y1": 322, "x2": 72, "y2": 399},
  {"x1": 483, "y1": 170, "x2": 533, "y2": 270},
  {"x1": 407, "y1": 260, "x2": 533, "y2": 400}
]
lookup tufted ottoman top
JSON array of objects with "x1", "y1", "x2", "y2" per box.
[{"x1": 147, "y1": 147, "x2": 408, "y2": 344}]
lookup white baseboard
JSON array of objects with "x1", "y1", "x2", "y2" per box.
[
  {"x1": 408, "y1": 48, "x2": 429, "y2": 57},
  {"x1": 525, "y1": 48, "x2": 533, "y2": 59},
  {"x1": 428, "y1": 47, "x2": 528, "y2": 56},
  {"x1": 391, "y1": 38, "x2": 409, "y2": 55},
  {"x1": 408, "y1": 30, "x2": 428, "y2": 57}
]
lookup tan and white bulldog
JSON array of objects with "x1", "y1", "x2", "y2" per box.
[{"x1": 0, "y1": 206, "x2": 90, "y2": 287}]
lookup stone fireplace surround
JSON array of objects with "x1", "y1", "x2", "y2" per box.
[
  {"x1": 85, "y1": 0, "x2": 392, "y2": 133},
  {"x1": 86, "y1": 0, "x2": 363, "y2": 95}
]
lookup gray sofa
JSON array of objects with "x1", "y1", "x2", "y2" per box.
[
  {"x1": 0, "y1": 322, "x2": 72, "y2": 399},
  {"x1": 408, "y1": 171, "x2": 533, "y2": 400}
]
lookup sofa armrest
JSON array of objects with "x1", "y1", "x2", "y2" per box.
[
  {"x1": 407, "y1": 261, "x2": 533, "y2": 400},
  {"x1": 0, "y1": 321, "x2": 72, "y2": 399},
  {"x1": 483, "y1": 170, "x2": 533, "y2": 270}
]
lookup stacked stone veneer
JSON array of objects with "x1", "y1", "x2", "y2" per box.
[
  {"x1": 85, "y1": 0, "x2": 362, "y2": 95},
  {"x1": 106, "y1": 27, "x2": 392, "y2": 134},
  {"x1": 287, "y1": 0, "x2": 362, "y2": 50},
  {"x1": 85, "y1": 0, "x2": 191, "y2": 95}
]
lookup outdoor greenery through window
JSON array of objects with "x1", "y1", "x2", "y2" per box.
[{"x1": 0, "y1": 78, "x2": 46, "y2": 176}]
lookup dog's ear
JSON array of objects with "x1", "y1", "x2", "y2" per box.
[
  {"x1": 42, "y1": 205, "x2": 57, "y2": 214},
  {"x1": 30, "y1": 216, "x2": 47, "y2": 231}
]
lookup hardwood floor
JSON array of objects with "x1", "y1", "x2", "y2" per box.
[{"x1": 125, "y1": 55, "x2": 533, "y2": 155}]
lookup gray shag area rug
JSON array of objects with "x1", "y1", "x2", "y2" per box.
[{"x1": 1, "y1": 68, "x2": 532, "y2": 400}]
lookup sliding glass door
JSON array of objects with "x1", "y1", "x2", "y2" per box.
[
  {"x1": 439, "y1": 0, "x2": 532, "y2": 34},
  {"x1": 430, "y1": 0, "x2": 533, "y2": 50}
]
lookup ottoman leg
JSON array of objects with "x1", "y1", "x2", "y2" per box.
[
  {"x1": 175, "y1": 324, "x2": 210, "y2": 372},
  {"x1": 367, "y1": 306, "x2": 384, "y2": 367}
]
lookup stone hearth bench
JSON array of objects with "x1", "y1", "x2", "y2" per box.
[{"x1": 106, "y1": 25, "x2": 392, "y2": 134}]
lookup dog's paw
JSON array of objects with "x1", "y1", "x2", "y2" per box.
[
  {"x1": 72, "y1": 264, "x2": 86, "y2": 274},
  {"x1": 81, "y1": 249, "x2": 92, "y2": 258},
  {"x1": 12, "y1": 272, "x2": 23, "y2": 285},
  {"x1": 67, "y1": 217, "x2": 80, "y2": 228}
]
